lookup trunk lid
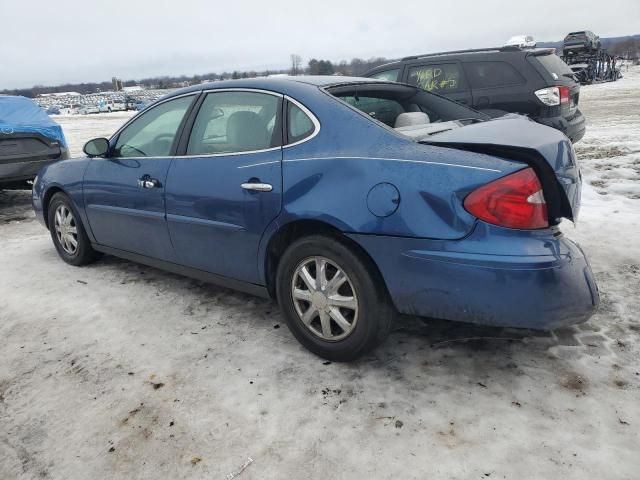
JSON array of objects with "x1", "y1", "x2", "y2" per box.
[{"x1": 425, "y1": 115, "x2": 581, "y2": 223}]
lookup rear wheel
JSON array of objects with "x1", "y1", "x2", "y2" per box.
[
  {"x1": 276, "y1": 235, "x2": 394, "y2": 361},
  {"x1": 48, "y1": 192, "x2": 101, "y2": 266}
]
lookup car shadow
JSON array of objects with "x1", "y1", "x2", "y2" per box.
[
  {"x1": 93, "y1": 253, "x2": 588, "y2": 371},
  {"x1": 0, "y1": 188, "x2": 34, "y2": 223}
]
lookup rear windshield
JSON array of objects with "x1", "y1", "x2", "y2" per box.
[
  {"x1": 532, "y1": 53, "x2": 574, "y2": 77},
  {"x1": 326, "y1": 84, "x2": 488, "y2": 141}
]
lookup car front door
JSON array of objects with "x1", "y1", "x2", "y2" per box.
[
  {"x1": 405, "y1": 61, "x2": 472, "y2": 106},
  {"x1": 83, "y1": 94, "x2": 196, "y2": 261},
  {"x1": 164, "y1": 89, "x2": 283, "y2": 284}
]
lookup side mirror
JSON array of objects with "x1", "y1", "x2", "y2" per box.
[{"x1": 83, "y1": 137, "x2": 110, "y2": 157}]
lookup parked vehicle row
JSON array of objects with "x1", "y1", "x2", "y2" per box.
[
  {"x1": 39, "y1": 93, "x2": 166, "y2": 116},
  {"x1": 32, "y1": 76, "x2": 598, "y2": 360},
  {"x1": 365, "y1": 46, "x2": 586, "y2": 143}
]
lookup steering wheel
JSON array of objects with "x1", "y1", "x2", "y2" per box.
[
  {"x1": 121, "y1": 144, "x2": 147, "y2": 156},
  {"x1": 154, "y1": 133, "x2": 175, "y2": 144}
]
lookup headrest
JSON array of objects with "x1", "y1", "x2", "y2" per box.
[
  {"x1": 394, "y1": 112, "x2": 430, "y2": 128},
  {"x1": 226, "y1": 111, "x2": 268, "y2": 151}
]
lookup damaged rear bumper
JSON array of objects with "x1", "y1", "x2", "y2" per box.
[{"x1": 349, "y1": 222, "x2": 599, "y2": 330}]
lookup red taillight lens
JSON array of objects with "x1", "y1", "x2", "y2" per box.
[
  {"x1": 559, "y1": 86, "x2": 570, "y2": 105},
  {"x1": 464, "y1": 168, "x2": 549, "y2": 229}
]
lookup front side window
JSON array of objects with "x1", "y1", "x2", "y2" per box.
[
  {"x1": 187, "y1": 91, "x2": 281, "y2": 155},
  {"x1": 463, "y1": 61, "x2": 525, "y2": 89},
  {"x1": 407, "y1": 63, "x2": 467, "y2": 93},
  {"x1": 113, "y1": 95, "x2": 193, "y2": 157},
  {"x1": 369, "y1": 69, "x2": 400, "y2": 82}
]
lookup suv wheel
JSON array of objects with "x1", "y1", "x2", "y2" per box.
[
  {"x1": 276, "y1": 235, "x2": 394, "y2": 361},
  {"x1": 48, "y1": 192, "x2": 101, "y2": 266}
]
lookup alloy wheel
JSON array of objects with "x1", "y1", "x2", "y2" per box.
[
  {"x1": 291, "y1": 256, "x2": 359, "y2": 341},
  {"x1": 54, "y1": 204, "x2": 78, "y2": 255}
]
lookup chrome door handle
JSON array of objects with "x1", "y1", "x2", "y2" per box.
[
  {"x1": 137, "y1": 175, "x2": 160, "y2": 189},
  {"x1": 241, "y1": 182, "x2": 273, "y2": 192}
]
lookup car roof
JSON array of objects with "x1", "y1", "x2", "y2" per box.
[
  {"x1": 368, "y1": 46, "x2": 556, "y2": 72},
  {"x1": 163, "y1": 76, "x2": 387, "y2": 100}
]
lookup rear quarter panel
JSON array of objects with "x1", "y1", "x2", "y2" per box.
[{"x1": 274, "y1": 87, "x2": 524, "y2": 240}]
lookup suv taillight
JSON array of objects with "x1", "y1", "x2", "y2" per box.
[
  {"x1": 559, "y1": 86, "x2": 570, "y2": 105},
  {"x1": 534, "y1": 86, "x2": 570, "y2": 106},
  {"x1": 464, "y1": 168, "x2": 549, "y2": 229}
]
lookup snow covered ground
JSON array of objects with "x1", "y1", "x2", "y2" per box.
[{"x1": 1, "y1": 70, "x2": 639, "y2": 480}]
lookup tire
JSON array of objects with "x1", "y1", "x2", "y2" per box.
[
  {"x1": 276, "y1": 235, "x2": 394, "y2": 361},
  {"x1": 47, "y1": 192, "x2": 101, "y2": 266}
]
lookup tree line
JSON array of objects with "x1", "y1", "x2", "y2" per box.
[{"x1": 0, "y1": 56, "x2": 392, "y2": 98}]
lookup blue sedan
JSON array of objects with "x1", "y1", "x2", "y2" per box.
[{"x1": 32, "y1": 76, "x2": 599, "y2": 360}]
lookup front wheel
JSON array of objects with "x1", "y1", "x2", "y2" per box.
[
  {"x1": 276, "y1": 235, "x2": 394, "y2": 361},
  {"x1": 47, "y1": 192, "x2": 101, "y2": 266}
]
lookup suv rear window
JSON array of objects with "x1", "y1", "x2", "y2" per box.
[
  {"x1": 533, "y1": 54, "x2": 574, "y2": 78},
  {"x1": 463, "y1": 61, "x2": 525, "y2": 89}
]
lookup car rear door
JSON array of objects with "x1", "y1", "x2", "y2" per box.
[
  {"x1": 404, "y1": 61, "x2": 472, "y2": 106},
  {"x1": 83, "y1": 94, "x2": 196, "y2": 261},
  {"x1": 164, "y1": 89, "x2": 283, "y2": 284}
]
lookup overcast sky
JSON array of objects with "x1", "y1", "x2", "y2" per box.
[{"x1": 2, "y1": 0, "x2": 638, "y2": 89}]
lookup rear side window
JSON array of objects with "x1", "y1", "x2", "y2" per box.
[
  {"x1": 407, "y1": 63, "x2": 467, "y2": 94},
  {"x1": 368, "y1": 69, "x2": 400, "y2": 82},
  {"x1": 287, "y1": 103, "x2": 316, "y2": 144},
  {"x1": 532, "y1": 54, "x2": 574, "y2": 78},
  {"x1": 463, "y1": 61, "x2": 525, "y2": 89}
]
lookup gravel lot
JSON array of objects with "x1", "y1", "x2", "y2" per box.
[{"x1": 1, "y1": 70, "x2": 639, "y2": 480}]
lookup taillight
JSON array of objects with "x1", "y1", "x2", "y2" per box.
[
  {"x1": 464, "y1": 168, "x2": 549, "y2": 229},
  {"x1": 534, "y1": 86, "x2": 570, "y2": 106},
  {"x1": 559, "y1": 86, "x2": 570, "y2": 105}
]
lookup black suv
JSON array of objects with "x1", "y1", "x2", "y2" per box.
[
  {"x1": 563, "y1": 31, "x2": 601, "y2": 55},
  {"x1": 365, "y1": 47, "x2": 586, "y2": 143}
]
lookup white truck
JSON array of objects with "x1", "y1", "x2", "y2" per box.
[{"x1": 98, "y1": 99, "x2": 127, "y2": 113}]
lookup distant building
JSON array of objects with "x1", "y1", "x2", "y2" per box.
[{"x1": 122, "y1": 86, "x2": 144, "y2": 92}]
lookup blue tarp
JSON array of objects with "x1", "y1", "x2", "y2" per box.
[{"x1": 0, "y1": 96, "x2": 67, "y2": 148}]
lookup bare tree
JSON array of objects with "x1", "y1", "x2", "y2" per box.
[{"x1": 290, "y1": 54, "x2": 302, "y2": 76}]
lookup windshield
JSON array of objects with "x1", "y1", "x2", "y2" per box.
[{"x1": 565, "y1": 33, "x2": 587, "y2": 41}]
